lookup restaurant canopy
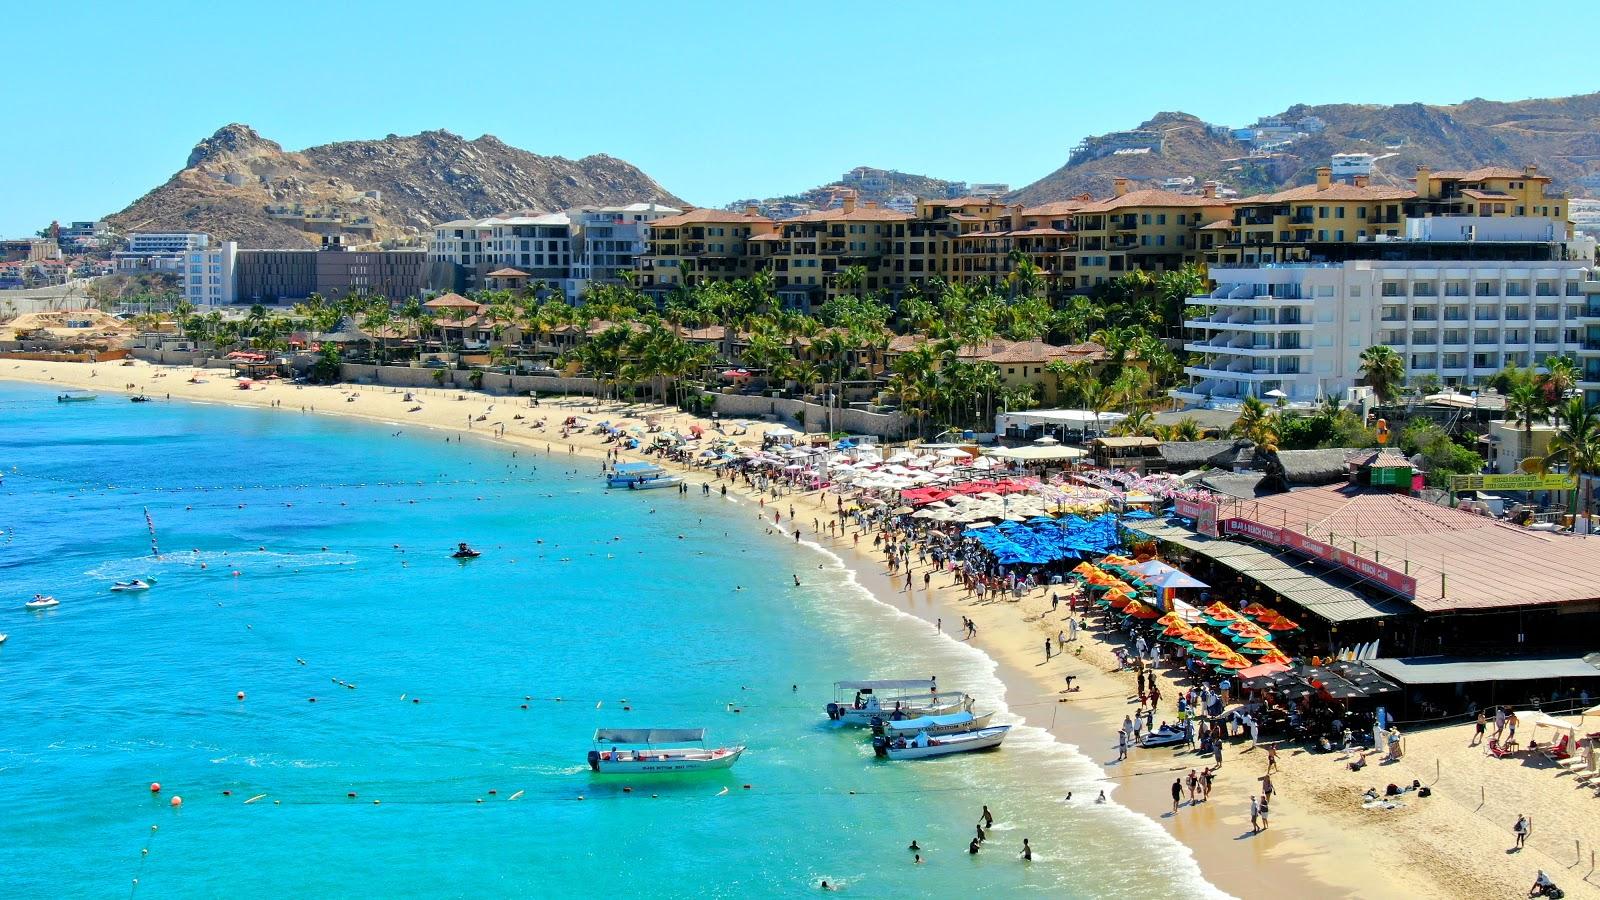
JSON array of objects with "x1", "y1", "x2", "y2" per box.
[
  {"x1": 988, "y1": 445, "x2": 1089, "y2": 462},
  {"x1": 1368, "y1": 654, "x2": 1600, "y2": 686}
]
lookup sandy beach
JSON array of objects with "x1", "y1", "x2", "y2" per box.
[{"x1": 8, "y1": 357, "x2": 1599, "y2": 900}]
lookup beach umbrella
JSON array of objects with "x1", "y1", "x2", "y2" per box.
[
  {"x1": 1239, "y1": 638, "x2": 1276, "y2": 654},
  {"x1": 1100, "y1": 554, "x2": 1137, "y2": 567},
  {"x1": 1240, "y1": 602, "x2": 1275, "y2": 617},
  {"x1": 1155, "y1": 612, "x2": 1185, "y2": 628},
  {"x1": 1259, "y1": 651, "x2": 1292, "y2": 666},
  {"x1": 1124, "y1": 601, "x2": 1161, "y2": 620},
  {"x1": 1107, "y1": 593, "x2": 1133, "y2": 609},
  {"x1": 1144, "y1": 569, "x2": 1209, "y2": 591},
  {"x1": 1267, "y1": 617, "x2": 1301, "y2": 631},
  {"x1": 937, "y1": 447, "x2": 972, "y2": 459},
  {"x1": 1218, "y1": 657, "x2": 1251, "y2": 670},
  {"x1": 1033, "y1": 435, "x2": 1060, "y2": 445}
]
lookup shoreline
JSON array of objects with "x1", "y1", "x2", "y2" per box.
[{"x1": 5, "y1": 359, "x2": 1584, "y2": 900}]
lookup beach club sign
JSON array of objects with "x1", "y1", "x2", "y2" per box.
[
  {"x1": 1220, "y1": 518, "x2": 1419, "y2": 598},
  {"x1": 1174, "y1": 497, "x2": 1219, "y2": 537}
]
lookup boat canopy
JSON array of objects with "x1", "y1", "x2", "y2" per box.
[
  {"x1": 834, "y1": 679, "x2": 935, "y2": 692},
  {"x1": 885, "y1": 711, "x2": 974, "y2": 730},
  {"x1": 593, "y1": 728, "x2": 705, "y2": 744},
  {"x1": 613, "y1": 462, "x2": 662, "y2": 474}
]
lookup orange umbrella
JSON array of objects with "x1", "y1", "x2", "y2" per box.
[
  {"x1": 1156, "y1": 612, "x2": 1185, "y2": 627},
  {"x1": 1202, "y1": 601, "x2": 1233, "y2": 617},
  {"x1": 1240, "y1": 602, "x2": 1274, "y2": 616},
  {"x1": 1267, "y1": 617, "x2": 1301, "y2": 631},
  {"x1": 1124, "y1": 600, "x2": 1161, "y2": 619},
  {"x1": 1240, "y1": 638, "x2": 1276, "y2": 651},
  {"x1": 1101, "y1": 554, "x2": 1136, "y2": 567},
  {"x1": 1072, "y1": 562, "x2": 1098, "y2": 576},
  {"x1": 1162, "y1": 625, "x2": 1191, "y2": 637},
  {"x1": 1259, "y1": 651, "x2": 1292, "y2": 665},
  {"x1": 1108, "y1": 592, "x2": 1134, "y2": 608},
  {"x1": 1217, "y1": 656, "x2": 1251, "y2": 669}
]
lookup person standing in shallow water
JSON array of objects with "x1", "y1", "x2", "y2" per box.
[
  {"x1": 1020, "y1": 838, "x2": 1032, "y2": 861},
  {"x1": 981, "y1": 805, "x2": 994, "y2": 829}
]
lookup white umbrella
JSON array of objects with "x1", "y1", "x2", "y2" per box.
[
  {"x1": 1264, "y1": 389, "x2": 1288, "y2": 399},
  {"x1": 1033, "y1": 435, "x2": 1060, "y2": 445},
  {"x1": 936, "y1": 447, "x2": 972, "y2": 459},
  {"x1": 968, "y1": 456, "x2": 997, "y2": 470}
]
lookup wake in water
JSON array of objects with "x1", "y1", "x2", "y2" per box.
[{"x1": 83, "y1": 548, "x2": 360, "y2": 581}]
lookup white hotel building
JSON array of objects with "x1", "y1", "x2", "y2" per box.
[{"x1": 1175, "y1": 218, "x2": 1600, "y2": 405}]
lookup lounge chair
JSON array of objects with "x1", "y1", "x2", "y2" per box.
[
  {"x1": 1544, "y1": 735, "x2": 1572, "y2": 762},
  {"x1": 1487, "y1": 738, "x2": 1510, "y2": 759}
]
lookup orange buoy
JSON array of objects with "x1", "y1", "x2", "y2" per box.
[
  {"x1": 236, "y1": 691, "x2": 246, "y2": 700},
  {"x1": 149, "y1": 782, "x2": 161, "y2": 793},
  {"x1": 169, "y1": 796, "x2": 182, "y2": 808}
]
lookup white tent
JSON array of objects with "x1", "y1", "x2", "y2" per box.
[{"x1": 936, "y1": 447, "x2": 972, "y2": 458}]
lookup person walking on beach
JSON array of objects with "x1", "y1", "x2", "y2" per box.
[
  {"x1": 1265, "y1": 744, "x2": 1278, "y2": 773},
  {"x1": 1186, "y1": 769, "x2": 1198, "y2": 802},
  {"x1": 1171, "y1": 778, "x2": 1182, "y2": 814},
  {"x1": 1116, "y1": 728, "x2": 1129, "y2": 761},
  {"x1": 1473, "y1": 710, "x2": 1487, "y2": 746},
  {"x1": 1213, "y1": 737, "x2": 1223, "y2": 767},
  {"x1": 1249, "y1": 796, "x2": 1261, "y2": 833},
  {"x1": 1067, "y1": 616, "x2": 1078, "y2": 642},
  {"x1": 1044, "y1": 638, "x2": 1052, "y2": 662},
  {"x1": 1513, "y1": 814, "x2": 1531, "y2": 850},
  {"x1": 1261, "y1": 772, "x2": 1275, "y2": 808},
  {"x1": 936, "y1": 618, "x2": 942, "y2": 634}
]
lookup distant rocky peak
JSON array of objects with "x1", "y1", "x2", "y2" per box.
[{"x1": 186, "y1": 124, "x2": 282, "y2": 169}]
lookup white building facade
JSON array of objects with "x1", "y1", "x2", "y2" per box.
[
  {"x1": 569, "y1": 203, "x2": 681, "y2": 289},
  {"x1": 179, "y1": 241, "x2": 237, "y2": 307},
  {"x1": 1177, "y1": 234, "x2": 1600, "y2": 405},
  {"x1": 127, "y1": 232, "x2": 210, "y2": 255}
]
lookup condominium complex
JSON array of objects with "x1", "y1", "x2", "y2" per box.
[
  {"x1": 569, "y1": 203, "x2": 681, "y2": 285},
  {"x1": 233, "y1": 241, "x2": 425, "y2": 304},
  {"x1": 1178, "y1": 227, "x2": 1599, "y2": 405},
  {"x1": 1176, "y1": 164, "x2": 1592, "y2": 406},
  {"x1": 427, "y1": 213, "x2": 574, "y2": 294},
  {"x1": 179, "y1": 241, "x2": 237, "y2": 307}
]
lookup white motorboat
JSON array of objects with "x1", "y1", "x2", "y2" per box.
[
  {"x1": 875, "y1": 710, "x2": 994, "y2": 738},
  {"x1": 0, "y1": 633, "x2": 8, "y2": 644},
  {"x1": 24, "y1": 595, "x2": 59, "y2": 610},
  {"x1": 110, "y1": 579, "x2": 154, "y2": 592},
  {"x1": 606, "y1": 462, "x2": 679, "y2": 490},
  {"x1": 826, "y1": 679, "x2": 972, "y2": 726},
  {"x1": 873, "y1": 725, "x2": 1012, "y2": 760},
  {"x1": 56, "y1": 392, "x2": 97, "y2": 403},
  {"x1": 587, "y1": 728, "x2": 745, "y2": 774}
]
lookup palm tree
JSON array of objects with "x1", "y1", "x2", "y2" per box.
[
  {"x1": 1231, "y1": 395, "x2": 1277, "y2": 447},
  {"x1": 1542, "y1": 355, "x2": 1580, "y2": 428},
  {"x1": 1505, "y1": 383, "x2": 1549, "y2": 467},
  {"x1": 1358, "y1": 345, "x2": 1405, "y2": 404},
  {"x1": 1168, "y1": 417, "x2": 1203, "y2": 442},
  {"x1": 811, "y1": 331, "x2": 850, "y2": 433},
  {"x1": 1549, "y1": 396, "x2": 1600, "y2": 525}
]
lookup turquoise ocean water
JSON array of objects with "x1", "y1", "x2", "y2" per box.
[{"x1": 0, "y1": 382, "x2": 1223, "y2": 898}]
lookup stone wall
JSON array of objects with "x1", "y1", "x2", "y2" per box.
[
  {"x1": 703, "y1": 391, "x2": 910, "y2": 438},
  {"x1": 338, "y1": 363, "x2": 600, "y2": 396}
]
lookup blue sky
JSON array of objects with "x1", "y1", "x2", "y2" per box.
[{"x1": 4, "y1": 0, "x2": 1595, "y2": 238}]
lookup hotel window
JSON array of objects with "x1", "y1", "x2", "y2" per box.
[
  {"x1": 1335, "y1": 207, "x2": 1345, "y2": 219},
  {"x1": 1156, "y1": 214, "x2": 1166, "y2": 225}
]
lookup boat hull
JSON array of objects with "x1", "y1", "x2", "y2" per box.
[
  {"x1": 830, "y1": 696, "x2": 973, "y2": 727},
  {"x1": 874, "y1": 726, "x2": 1011, "y2": 760},
  {"x1": 878, "y1": 712, "x2": 994, "y2": 738},
  {"x1": 587, "y1": 746, "x2": 744, "y2": 774}
]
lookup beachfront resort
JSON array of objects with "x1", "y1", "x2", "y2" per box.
[{"x1": 9, "y1": 160, "x2": 1600, "y2": 899}]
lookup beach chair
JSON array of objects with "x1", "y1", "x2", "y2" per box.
[
  {"x1": 1486, "y1": 738, "x2": 1509, "y2": 759},
  {"x1": 1545, "y1": 735, "x2": 1572, "y2": 762}
]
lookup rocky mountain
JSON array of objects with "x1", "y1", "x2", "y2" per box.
[
  {"x1": 1012, "y1": 91, "x2": 1600, "y2": 204},
  {"x1": 106, "y1": 125, "x2": 684, "y2": 248},
  {"x1": 727, "y1": 167, "x2": 970, "y2": 217}
]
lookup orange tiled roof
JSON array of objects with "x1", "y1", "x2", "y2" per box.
[
  {"x1": 980, "y1": 340, "x2": 1110, "y2": 364},
  {"x1": 1431, "y1": 166, "x2": 1544, "y2": 182},
  {"x1": 485, "y1": 267, "x2": 530, "y2": 277},
  {"x1": 1460, "y1": 189, "x2": 1515, "y2": 200},
  {"x1": 648, "y1": 208, "x2": 775, "y2": 228},
  {"x1": 1238, "y1": 183, "x2": 1415, "y2": 204},
  {"x1": 788, "y1": 207, "x2": 912, "y2": 223},
  {"x1": 1022, "y1": 200, "x2": 1091, "y2": 217},
  {"x1": 1078, "y1": 189, "x2": 1233, "y2": 212},
  {"x1": 1200, "y1": 219, "x2": 1235, "y2": 230}
]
